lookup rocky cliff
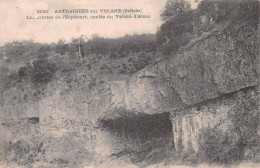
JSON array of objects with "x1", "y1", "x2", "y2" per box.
[{"x1": 111, "y1": 27, "x2": 259, "y2": 115}]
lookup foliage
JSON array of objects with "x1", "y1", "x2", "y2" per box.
[
  {"x1": 157, "y1": 9, "x2": 194, "y2": 55},
  {"x1": 53, "y1": 39, "x2": 68, "y2": 55},
  {"x1": 58, "y1": 34, "x2": 157, "y2": 59},
  {"x1": 68, "y1": 35, "x2": 88, "y2": 59},
  {"x1": 161, "y1": 0, "x2": 191, "y2": 22},
  {"x1": 195, "y1": 0, "x2": 259, "y2": 34},
  {"x1": 16, "y1": 58, "x2": 56, "y2": 85},
  {"x1": 157, "y1": 0, "x2": 259, "y2": 55},
  {"x1": 30, "y1": 59, "x2": 56, "y2": 84},
  {"x1": 0, "y1": 58, "x2": 56, "y2": 105},
  {"x1": 80, "y1": 34, "x2": 157, "y2": 59},
  {"x1": 197, "y1": 0, "x2": 259, "y2": 23},
  {"x1": 4, "y1": 40, "x2": 34, "y2": 59},
  {"x1": 37, "y1": 45, "x2": 52, "y2": 59},
  {"x1": 2, "y1": 33, "x2": 157, "y2": 67}
]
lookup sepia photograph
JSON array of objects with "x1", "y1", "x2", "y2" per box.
[{"x1": 0, "y1": 0, "x2": 259, "y2": 167}]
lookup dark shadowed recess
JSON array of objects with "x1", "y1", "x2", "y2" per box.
[
  {"x1": 100, "y1": 112, "x2": 173, "y2": 143},
  {"x1": 99, "y1": 112, "x2": 174, "y2": 164},
  {"x1": 27, "y1": 117, "x2": 39, "y2": 125}
]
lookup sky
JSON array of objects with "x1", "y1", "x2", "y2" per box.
[{"x1": 0, "y1": 0, "x2": 198, "y2": 45}]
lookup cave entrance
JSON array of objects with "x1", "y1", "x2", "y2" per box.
[{"x1": 100, "y1": 112, "x2": 174, "y2": 163}]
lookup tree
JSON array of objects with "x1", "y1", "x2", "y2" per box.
[
  {"x1": 37, "y1": 45, "x2": 52, "y2": 59},
  {"x1": 70, "y1": 35, "x2": 88, "y2": 61},
  {"x1": 54, "y1": 39, "x2": 68, "y2": 55},
  {"x1": 157, "y1": 0, "x2": 194, "y2": 55},
  {"x1": 57, "y1": 38, "x2": 66, "y2": 45},
  {"x1": 194, "y1": 0, "x2": 259, "y2": 34},
  {"x1": 4, "y1": 40, "x2": 34, "y2": 59},
  {"x1": 161, "y1": 0, "x2": 191, "y2": 22},
  {"x1": 31, "y1": 59, "x2": 56, "y2": 84},
  {"x1": 78, "y1": 35, "x2": 88, "y2": 61}
]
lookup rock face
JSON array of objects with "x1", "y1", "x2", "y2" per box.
[
  {"x1": 76, "y1": 27, "x2": 259, "y2": 119},
  {"x1": 75, "y1": 27, "x2": 259, "y2": 121},
  {"x1": 125, "y1": 29, "x2": 259, "y2": 115},
  {"x1": 171, "y1": 87, "x2": 259, "y2": 152}
]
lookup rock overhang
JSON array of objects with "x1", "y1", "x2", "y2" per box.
[{"x1": 100, "y1": 30, "x2": 259, "y2": 119}]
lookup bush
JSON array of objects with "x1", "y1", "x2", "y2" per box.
[
  {"x1": 31, "y1": 59, "x2": 56, "y2": 84},
  {"x1": 18, "y1": 66, "x2": 29, "y2": 77},
  {"x1": 37, "y1": 45, "x2": 52, "y2": 59},
  {"x1": 54, "y1": 44, "x2": 68, "y2": 55},
  {"x1": 195, "y1": 0, "x2": 259, "y2": 34},
  {"x1": 157, "y1": 10, "x2": 194, "y2": 55}
]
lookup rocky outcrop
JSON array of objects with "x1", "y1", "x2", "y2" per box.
[
  {"x1": 171, "y1": 87, "x2": 258, "y2": 152},
  {"x1": 124, "y1": 29, "x2": 259, "y2": 115},
  {"x1": 79, "y1": 27, "x2": 259, "y2": 119}
]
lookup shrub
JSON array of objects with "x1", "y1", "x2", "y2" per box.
[
  {"x1": 54, "y1": 44, "x2": 68, "y2": 55},
  {"x1": 157, "y1": 10, "x2": 194, "y2": 55},
  {"x1": 37, "y1": 45, "x2": 52, "y2": 59},
  {"x1": 31, "y1": 59, "x2": 56, "y2": 84},
  {"x1": 18, "y1": 66, "x2": 29, "y2": 77}
]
